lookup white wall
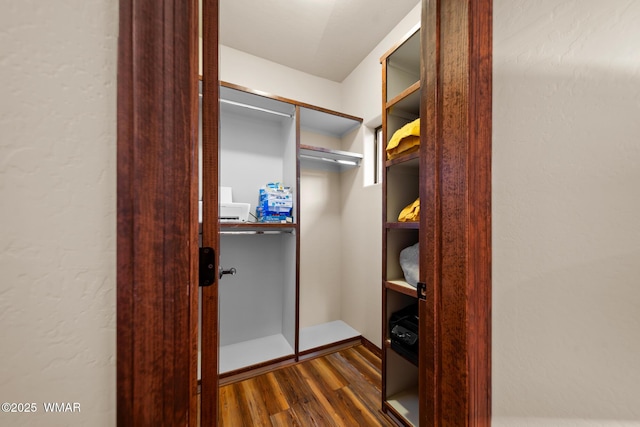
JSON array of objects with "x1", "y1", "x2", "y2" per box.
[
  {"x1": 342, "y1": 3, "x2": 421, "y2": 125},
  {"x1": 220, "y1": 45, "x2": 343, "y2": 112},
  {"x1": 0, "y1": 1, "x2": 117, "y2": 426},
  {"x1": 493, "y1": 0, "x2": 640, "y2": 425},
  {"x1": 299, "y1": 131, "x2": 344, "y2": 329}
]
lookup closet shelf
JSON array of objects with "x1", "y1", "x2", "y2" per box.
[
  {"x1": 385, "y1": 280, "x2": 418, "y2": 296},
  {"x1": 219, "y1": 334, "x2": 295, "y2": 375},
  {"x1": 385, "y1": 222, "x2": 419, "y2": 230},
  {"x1": 220, "y1": 222, "x2": 296, "y2": 234},
  {"x1": 385, "y1": 386, "x2": 420, "y2": 427},
  {"x1": 386, "y1": 81, "x2": 420, "y2": 112},
  {"x1": 386, "y1": 151, "x2": 419, "y2": 168},
  {"x1": 299, "y1": 320, "x2": 360, "y2": 353},
  {"x1": 300, "y1": 144, "x2": 363, "y2": 171}
]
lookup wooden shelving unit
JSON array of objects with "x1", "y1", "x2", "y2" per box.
[
  {"x1": 381, "y1": 26, "x2": 422, "y2": 427},
  {"x1": 379, "y1": 2, "x2": 492, "y2": 425},
  {"x1": 206, "y1": 82, "x2": 365, "y2": 379}
]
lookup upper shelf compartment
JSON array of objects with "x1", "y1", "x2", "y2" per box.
[
  {"x1": 299, "y1": 106, "x2": 361, "y2": 138},
  {"x1": 388, "y1": 82, "x2": 420, "y2": 120},
  {"x1": 382, "y1": 26, "x2": 420, "y2": 103},
  {"x1": 299, "y1": 106, "x2": 363, "y2": 172},
  {"x1": 219, "y1": 85, "x2": 296, "y2": 123}
]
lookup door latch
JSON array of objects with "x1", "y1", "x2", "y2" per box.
[
  {"x1": 417, "y1": 282, "x2": 427, "y2": 300},
  {"x1": 199, "y1": 247, "x2": 216, "y2": 287}
]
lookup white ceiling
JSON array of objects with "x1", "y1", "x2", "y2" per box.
[{"x1": 218, "y1": 0, "x2": 420, "y2": 82}]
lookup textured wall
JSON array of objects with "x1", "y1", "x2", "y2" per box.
[
  {"x1": 0, "y1": 1, "x2": 117, "y2": 426},
  {"x1": 493, "y1": 0, "x2": 640, "y2": 425}
]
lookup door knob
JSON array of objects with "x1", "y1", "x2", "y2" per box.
[{"x1": 219, "y1": 266, "x2": 237, "y2": 279}]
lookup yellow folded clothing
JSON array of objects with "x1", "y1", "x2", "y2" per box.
[
  {"x1": 386, "y1": 118, "x2": 420, "y2": 160},
  {"x1": 398, "y1": 198, "x2": 420, "y2": 222}
]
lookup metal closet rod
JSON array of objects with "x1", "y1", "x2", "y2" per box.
[
  {"x1": 220, "y1": 230, "x2": 294, "y2": 235},
  {"x1": 299, "y1": 154, "x2": 359, "y2": 166},
  {"x1": 199, "y1": 93, "x2": 293, "y2": 118}
]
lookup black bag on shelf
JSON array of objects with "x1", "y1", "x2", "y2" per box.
[{"x1": 389, "y1": 303, "x2": 419, "y2": 365}]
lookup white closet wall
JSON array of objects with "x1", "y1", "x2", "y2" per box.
[
  {"x1": 220, "y1": 45, "x2": 342, "y2": 112},
  {"x1": 299, "y1": 132, "x2": 343, "y2": 328}
]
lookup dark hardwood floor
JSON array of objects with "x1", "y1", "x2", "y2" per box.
[{"x1": 200, "y1": 345, "x2": 395, "y2": 426}]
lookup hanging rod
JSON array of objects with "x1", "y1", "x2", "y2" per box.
[
  {"x1": 199, "y1": 92, "x2": 293, "y2": 118},
  {"x1": 299, "y1": 154, "x2": 359, "y2": 166},
  {"x1": 220, "y1": 99, "x2": 293, "y2": 118},
  {"x1": 220, "y1": 230, "x2": 294, "y2": 235}
]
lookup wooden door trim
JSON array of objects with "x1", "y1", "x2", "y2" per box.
[
  {"x1": 117, "y1": 0, "x2": 199, "y2": 424},
  {"x1": 200, "y1": 0, "x2": 220, "y2": 425},
  {"x1": 420, "y1": 1, "x2": 441, "y2": 424},
  {"x1": 420, "y1": 0, "x2": 492, "y2": 425}
]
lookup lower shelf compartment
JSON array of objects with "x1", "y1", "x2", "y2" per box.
[
  {"x1": 198, "y1": 323, "x2": 360, "y2": 380},
  {"x1": 219, "y1": 333, "x2": 294, "y2": 374},
  {"x1": 386, "y1": 385, "x2": 419, "y2": 426},
  {"x1": 299, "y1": 320, "x2": 360, "y2": 352}
]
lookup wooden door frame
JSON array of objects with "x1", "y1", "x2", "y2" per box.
[
  {"x1": 116, "y1": 0, "x2": 491, "y2": 424},
  {"x1": 116, "y1": 0, "x2": 200, "y2": 424},
  {"x1": 421, "y1": 0, "x2": 492, "y2": 425},
  {"x1": 200, "y1": 0, "x2": 220, "y2": 424}
]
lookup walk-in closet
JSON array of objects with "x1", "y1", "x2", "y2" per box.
[{"x1": 196, "y1": 1, "x2": 491, "y2": 426}]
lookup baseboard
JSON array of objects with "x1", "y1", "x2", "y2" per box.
[{"x1": 360, "y1": 336, "x2": 383, "y2": 359}]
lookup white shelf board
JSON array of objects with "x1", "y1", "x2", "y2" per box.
[
  {"x1": 299, "y1": 106, "x2": 361, "y2": 138},
  {"x1": 387, "y1": 385, "x2": 420, "y2": 426},
  {"x1": 220, "y1": 85, "x2": 295, "y2": 117},
  {"x1": 387, "y1": 279, "x2": 416, "y2": 289},
  {"x1": 220, "y1": 333, "x2": 294, "y2": 374},
  {"x1": 386, "y1": 279, "x2": 418, "y2": 298},
  {"x1": 299, "y1": 320, "x2": 360, "y2": 352}
]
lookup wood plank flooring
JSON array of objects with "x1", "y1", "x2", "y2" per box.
[{"x1": 202, "y1": 345, "x2": 395, "y2": 426}]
